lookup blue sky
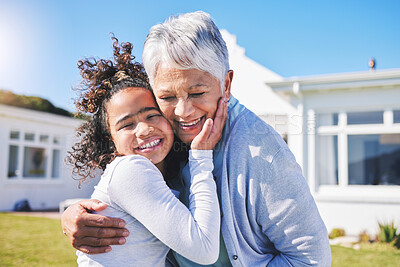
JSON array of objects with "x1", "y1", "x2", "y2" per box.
[{"x1": 0, "y1": 0, "x2": 399, "y2": 111}]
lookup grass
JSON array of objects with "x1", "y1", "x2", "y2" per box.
[
  {"x1": 0, "y1": 213, "x2": 76, "y2": 266},
  {"x1": 331, "y1": 243, "x2": 400, "y2": 267},
  {"x1": 1, "y1": 213, "x2": 400, "y2": 266}
]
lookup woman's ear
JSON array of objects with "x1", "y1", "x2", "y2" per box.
[{"x1": 223, "y1": 70, "x2": 233, "y2": 101}]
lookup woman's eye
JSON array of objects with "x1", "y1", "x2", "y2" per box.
[
  {"x1": 160, "y1": 96, "x2": 175, "y2": 101},
  {"x1": 190, "y1": 92, "x2": 205, "y2": 97}
]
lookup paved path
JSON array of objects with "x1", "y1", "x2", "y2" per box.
[{"x1": 7, "y1": 211, "x2": 61, "y2": 219}]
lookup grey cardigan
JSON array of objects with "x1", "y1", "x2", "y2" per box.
[{"x1": 175, "y1": 96, "x2": 332, "y2": 267}]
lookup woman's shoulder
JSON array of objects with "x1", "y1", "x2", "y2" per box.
[{"x1": 226, "y1": 109, "x2": 288, "y2": 161}]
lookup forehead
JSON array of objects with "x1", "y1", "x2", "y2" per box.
[
  {"x1": 108, "y1": 87, "x2": 156, "y2": 112},
  {"x1": 153, "y1": 66, "x2": 218, "y2": 92}
]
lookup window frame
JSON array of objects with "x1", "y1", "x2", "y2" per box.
[
  {"x1": 6, "y1": 128, "x2": 64, "y2": 184},
  {"x1": 312, "y1": 109, "x2": 400, "y2": 201}
]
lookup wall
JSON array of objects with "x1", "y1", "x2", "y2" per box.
[
  {"x1": 291, "y1": 81, "x2": 400, "y2": 236},
  {"x1": 0, "y1": 104, "x2": 99, "y2": 211}
]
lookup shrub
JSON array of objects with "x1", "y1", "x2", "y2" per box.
[
  {"x1": 378, "y1": 222, "x2": 400, "y2": 249},
  {"x1": 329, "y1": 228, "x2": 346, "y2": 239},
  {"x1": 0, "y1": 89, "x2": 72, "y2": 117},
  {"x1": 359, "y1": 230, "x2": 371, "y2": 243}
]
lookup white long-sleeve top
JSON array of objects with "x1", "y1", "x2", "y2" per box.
[{"x1": 77, "y1": 150, "x2": 220, "y2": 266}]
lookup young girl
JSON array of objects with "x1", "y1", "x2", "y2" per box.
[{"x1": 67, "y1": 37, "x2": 224, "y2": 266}]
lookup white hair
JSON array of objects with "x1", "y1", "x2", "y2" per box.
[{"x1": 142, "y1": 11, "x2": 229, "y2": 92}]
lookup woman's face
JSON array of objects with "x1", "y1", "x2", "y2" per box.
[
  {"x1": 107, "y1": 87, "x2": 174, "y2": 167},
  {"x1": 152, "y1": 66, "x2": 232, "y2": 144}
]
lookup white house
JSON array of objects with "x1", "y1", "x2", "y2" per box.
[
  {"x1": 223, "y1": 29, "x2": 400, "y2": 236},
  {"x1": 0, "y1": 104, "x2": 98, "y2": 211},
  {"x1": 221, "y1": 30, "x2": 296, "y2": 137},
  {"x1": 267, "y1": 69, "x2": 400, "y2": 235}
]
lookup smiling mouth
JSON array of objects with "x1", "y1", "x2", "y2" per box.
[
  {"x1": 136, "y1": 139, "x2": 162, "y2": 151},
  {"x1": 177, "y1": 117, "x2": 204, "y2": 129}
]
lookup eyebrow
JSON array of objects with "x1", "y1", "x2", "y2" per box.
[
  {"x1": 115, "y1": 107, "x2": 158, "y2": 126},
  {"x1": 188, "y1": 83, "x2": 207, "y2": 90},
  {"x1": 156, "y1": 83, "x2": 208, "y2": 94}
]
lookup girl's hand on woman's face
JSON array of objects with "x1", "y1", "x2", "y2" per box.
[{"x1": 190, "y1": 98, "x2": 228, "y2": 150}]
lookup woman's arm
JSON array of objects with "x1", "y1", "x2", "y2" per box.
[
  {"x1": 108, "y1": 153, "x2": 220, "y2": 265},
  {"x1": 61, "y1": 199, "x2": 129, "y2": 254}
]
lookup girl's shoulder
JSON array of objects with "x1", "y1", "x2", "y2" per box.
[
  {"x1": 103, "y1": 154, "x2": 159, "y2": 181},
  {"x1": 101, "y1": 154, "x2": 163, "y2": 192},
  {"x1": 108, "y1": 154, "x2": 155, "y2": 170}
]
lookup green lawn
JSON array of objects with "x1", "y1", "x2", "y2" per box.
[
  {"x1": 331, "y1": 243, "x2": 400, "y2": 267},
  {"x1": 0, "y1": 213, "x2": 76, "y2": 266},
  {"x1": 1, "y1": 213, "x2": 400, "y2": 266}
]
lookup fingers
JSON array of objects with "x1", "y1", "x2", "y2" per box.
[
  {"x1": 74, "y1": 236, "x2": 127, "y2": 254},
  {"x1": 197, "y1": 118, "x2": 213, "y2": 141},
  {"x1": 213, "y1": 97, "x2": 227, "y2": 124},
  {"x1": 80, "y1": 236, "x2": 127, "y2": 247},
  {"x1": 83, "y1": 213, "x2": 126, "y2": 228},
  {"x1": 190, "y1": 97, "x2": 228, "y2": 150},
  {"x1": 61, "y1": 199, "x2": 128, "y2": 253},
  {"x1": 77, "y1": 245, "x2": 112, "y2": 255},
  {"x1": 209, "y1": 98, "x2": 228, "y2": 139},
  {"x1": 190, "y1": 118, "x2": 213, "y2": 150},
  {"x1": 71, "y1": 227, "x2": 129, "y2": 252},
  {"x1": 78, "y1": 199, "x2": 108, "y2": 212},
  {"x1": 79, "y1": 225, "x2": 129, "y2": 238}
]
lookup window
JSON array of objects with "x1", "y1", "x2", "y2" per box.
[
  {"x1": 348, "y1": 134, "x2": 400, "y2": 185},
  {"x1": 52, "y1": 149, "x2": 61, "y2": 178},
  {"x1": 394, "y1": 110, "x2": 400, "y2": 124},
  {"x1": 40, "y1": 134, "x2": 49, "y2": 143},
  {"x1": 10, "y1": 130, "x2": 20, "y2": 140},
  {"x1": 318, "y1": 113, "x2": 338, "y2": 127},
  {"x1": 8, "y1": 145, "x2": 19, "y2": 178},
  {"x1": 318, "y1": 135, "x2": 338, "y2": 185},
  {"x1": 23, "y1": 147, "x2": 47, "y2": 178},
  {"x1": 24, "y1": 132, "x2": 35, "y2": 141},
  {"x1": 7, "y1": 130, "x2": 62, "y2": 180},
  {"x1": 347, "y1": 111, "x2": 383, "y2": 125},
  {"x1": 316, "y1": 109, "x2": 400, "y2": 188}
]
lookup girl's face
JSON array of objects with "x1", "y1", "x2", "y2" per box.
[{"x1": 107, "y1": 87, "x2": 174, "y2": 168}]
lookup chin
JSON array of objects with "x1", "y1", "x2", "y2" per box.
[{"x1": 177, "y1": 133, "x2": 196, "y2": 144}]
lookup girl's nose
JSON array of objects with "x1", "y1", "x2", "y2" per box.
[{"x1": 136, "y1": 122, "x2": 154, "y2": 137}]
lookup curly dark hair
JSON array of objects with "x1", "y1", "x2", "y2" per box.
[{"x1": 66, "y1": 35, "x2": 187, "y2": 187}]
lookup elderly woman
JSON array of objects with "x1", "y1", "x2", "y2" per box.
[{"x1": 62, "y1": 11, "x2": 331, "y2": 266}]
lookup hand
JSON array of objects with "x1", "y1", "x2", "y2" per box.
[
  {"x1": 61, "y1": 199, "x2": 129, "y2": 254},
  {"x1": 191, "y1": 98, "x2": 228, "y2": 150}
]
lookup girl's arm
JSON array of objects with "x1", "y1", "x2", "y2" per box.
[
  {"x1": 108, "y1": 153, "x2": 219, "y2": 265},
  {"x1": 109, "y1": 99, "x2": 227, "y2": 264}
]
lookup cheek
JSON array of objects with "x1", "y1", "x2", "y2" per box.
[
  {"x1": 158, "y1": 104, "x2": 174, "y2": 120},
  {"x1": 200, "y1": 101, "x2": 219, "y2": 118},
  {"x1": 197, "y1": 94, "x2": 221, "y2": 117},
  {"x1": 113, "y1": 138, "x2": 123, "y2": 153},
  {"x1": 116, "y1": 133, "x2": 135, "y2": 151}
]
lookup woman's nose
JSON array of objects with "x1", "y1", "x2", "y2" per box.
[{"x1": 175, "y1": 98, "x2": 195, "y2": 119}]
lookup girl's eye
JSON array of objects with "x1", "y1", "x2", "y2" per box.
[
  {"x1": 147, "y1": 114, "x2": 161, "y2": 122},
  {"x1": 120, "y1": 122, "x2": 135, "y2": 130}
]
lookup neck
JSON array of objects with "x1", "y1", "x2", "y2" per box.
[{"x1": 155, "y1": 160, "x2": 166, "y2": 176}]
